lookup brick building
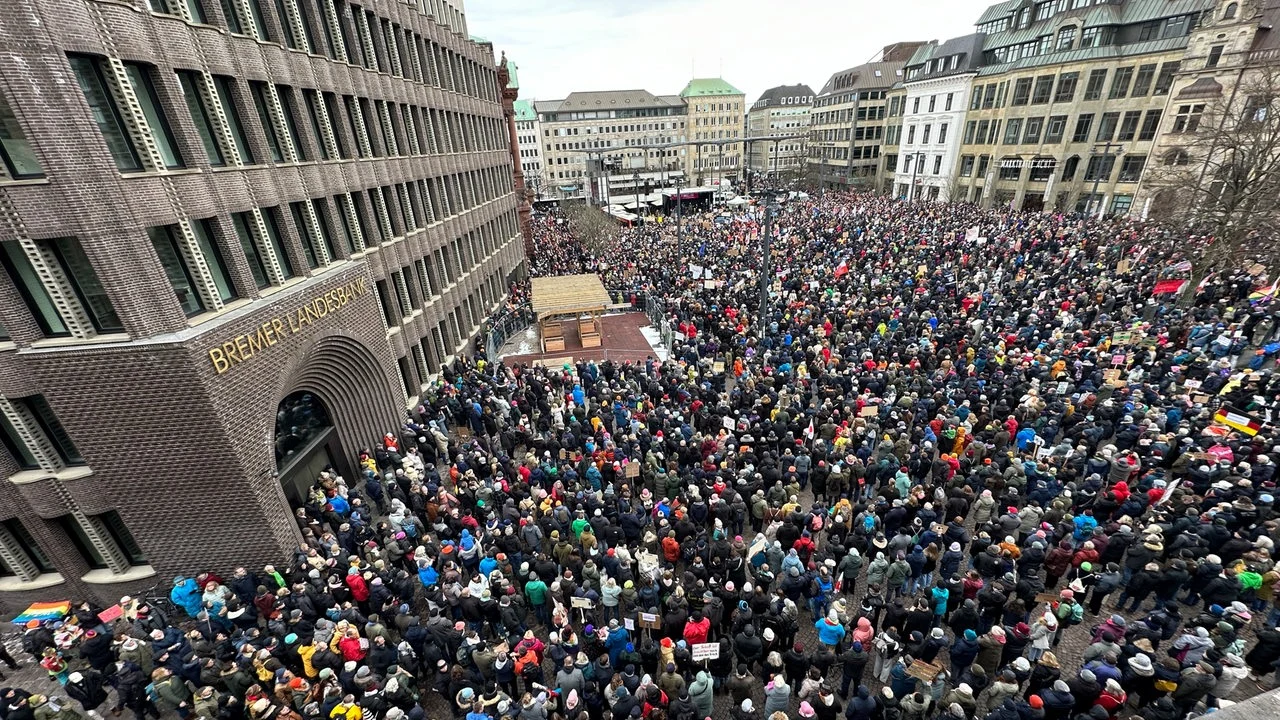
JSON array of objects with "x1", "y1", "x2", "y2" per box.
[{"x1": 0, "y1": 0, "x2": 525, "y2": 611}]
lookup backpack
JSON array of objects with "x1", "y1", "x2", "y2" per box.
[{"x1": 1068, "y1": 601, "x2": 1084, "y2": 625}]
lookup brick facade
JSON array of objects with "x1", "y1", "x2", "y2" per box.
[{"x1": 0, "y1": 0, "x2": 525, "y2": 612}]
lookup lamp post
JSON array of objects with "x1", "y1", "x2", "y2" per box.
[
  {"x1": 632, "y1": 171, "x2": 641, "y2": 212},
  {"x1": 757, "y1": 193, "x2": 781, "y2": 335},
  {"x1": 1089, "y1": 142, "x2": 1124, "y2": 219},
  {"x1": 903, "y1": 152, "x2": 921, "y2": 202}
]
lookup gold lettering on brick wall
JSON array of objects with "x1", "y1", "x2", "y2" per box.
[{"x1": 208, "y1": 278, "x2": 370, "y2": 374}]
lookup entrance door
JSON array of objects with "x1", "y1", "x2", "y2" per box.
[
  {"x1": 1022, "y1": 193, "x2": 1044, "y2": 212},
  {"x1": 278, "y1": 429, "x2": 343, "y2": 506}
]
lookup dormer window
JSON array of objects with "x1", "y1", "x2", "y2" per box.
[{"x1": 1057, "y1": 25, "x2": 1077, "y2": 50}]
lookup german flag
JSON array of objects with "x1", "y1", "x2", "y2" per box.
[{"x1": 1213, "y1": 407, "x2": 1263, "y2": 436}]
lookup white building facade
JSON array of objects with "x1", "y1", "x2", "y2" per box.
[
  {"x1": 513, "y1": 100, "x2": 546, "y2": 199},
  {"x1": 893, "y1": 35, "x2": 984, "y2": 201}
]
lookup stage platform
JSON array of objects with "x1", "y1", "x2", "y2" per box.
[{"x1": 499, "y1": 311, "x2": 667, "y2": 367}]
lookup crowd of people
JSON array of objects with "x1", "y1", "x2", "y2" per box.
[{"x1": 7, "y1": 190, "x2": 1280, "y2": 720}]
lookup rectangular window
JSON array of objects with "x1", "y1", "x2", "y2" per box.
[
  {"x1": 323, "y1": 93, "x2": 349, "y2": 158},
  {"x1": 1054, "y1": 72, "x2": 1079, "y2": 103},
  {"x1": 302, "y1": 90, "x2": 331, "y2": 160},
  {"x1": 1071, "y1": 113, "x2": 1094, "y2": 143},
  {"x1": 1031, "y1": 75, "x2": 1054, "y2": 104},
  {"x1": 960, "y1": 155, "x2": 975, "y2": 176},
  {"x1": 59, "y1": 515, "x2": 107, "y2": 569},
  {"x1": 945, "y1": 93, "x2": 954, "y2": 111},
  {"x1": 938, "y1": 123, "x2": 948, "y2": 144},
  {"x1": 99, "y1": 510, "x2": 147, "y2": 566},
  {"x1": 274, "y1": 85, "x2": 308, "y2": 160},
  {"x1": 45, "y1": 238, "x2": 122, "y2": 333},
  {"x1": 189, "y1": 218, "x2": 235, "y2": 302},
  {"x1": 213, "y1": 76, "x2": 254, "y2": 164},
  {"x1": 232, "y1": 211, "x2": 270, "y2": 289},
  {"x1": 1096, "y1": 112, "x2": 1120, "y2": 142},
  {"x1": 124, "y1": 63, "x2": 184, "y2": 170},
  {"x1": 1117, "y1": 111, "x2": 1141, "y2": 141},
  {"x1": 1131, "y1": 64, "x2": 1157, "y2": 97},
  {"x1": 1138, "y1": 110, "x2": 1162, "y2": 141},
  {"x1": 1084, "y1": 153, "x2": 1116, "y2": 181},
  {"x1": 1139, "y1": 19, "x2": 1161, "y2": 41},
  {"x1": 333, "y1": 195, "x2": 359, "y2": 253},
  {"x1": 0, "y1": 94, "x2": 43, "y2": 179},
  {"x1": 1173, "y1": 103, "x2": 1205, "y2": 133},
  {"x1": 922, "y1": 124, "x2": 931, "y2": 144},
  {"x1": 69, "y1": 55, "x2": 142, "y2": 172},
  {"x1": 260, "y1": 208, "x2": 297, "y2": 279},
  {"x1": 1080, "y1": 26, "x2": 1101, "y2": 48},
  {"x1": 0, "y1": 413, "x2": 39, "y2": 470},
  {"x1": 1119, "y1": 154, "x2": 1147, "y2": 181},
  {"x1": 1012, "y1": 78, "x2": 1033, "y2": 106},
  {"x1": 1207, "y1": 45, "x2": 1224, "y2": 69},
  {"x1": 177, "y1": 71, "x2": 226, "y2": 166},
  {"x1": 1109, "y1": 66, "x2": 1134, "y2": 99},
  {"x1": 219, "y1": 0, "x2": 242, "y2": 33},
  {"x1": 1023, "y1": 117, "x2": 1044, "y2": 144},
  {"x1": 2, "y1": 519, "x2": 54, "y2": 573},
  {"x1": 0, "y1": 242, "x2": 68, "y2": 336},
  {"x1": 1083, "y1": 69, "x2": 1107, "y2": 101},
  {"x1": 975, "y1": 120, "x2": 989, "y2": 145},
  {"x1": 250, "y1": 82, "x2": 284, "y2": 162},
  {"x1": 148, "y1": 225, "x2": 206, "y2": 316},
  {"x1": 963, "y1": 120, "x2": 977, "y2": 144},
  {"x1": 375, "y1": 279, "x2": 397, "y2": 327},
  {"x1": 999, "y1": 160, "x2": 1022, "y2": 181},
  {"x1": 1003, "y1": 118, "x2": 1023, "y2": 144},
  {"x1": 1154, "y1": 62, "x2": 1180, "y2": 95},
  {"x1": 20, "y1": 395, "x2": 83, "y2": 465},
  {"x1": 932, "y1": 155, "x2": 942, "y2": 174}
]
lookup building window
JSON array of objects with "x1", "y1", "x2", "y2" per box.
[
  {"x1": 275, "y1": 85, "x2": 308, "y2": 161},
  {"x1": 1023, "y1": 117, "x2": 1044, "y2": 143},
  {"x1": 1012, "y1": 78, "x2": 1033, "y2": 106},
  {"x1": 213, "y1": 77, "x2": 254, "y2": 164},
  {"x1": 250, "y1": 82, "x2": 285, "y2": 162},
  {"x1": 1131, "y1": 64, "x2": 1157, "y2": 96},
  {"x1": 1109, "y1": 67, "x2": 1134, "y2": 99},
  {"x1": 177, "y1": 71, "x2": 226, "y2": 166},
  {"x1": 1054, "y1": 73, "x2": 1079, "y2": 103},
  {"x1": 190, "y1": 218, "x2": 236, "y2": 302},
  {"x1": 1029, "y1": 158, "x2": 1055, "y2": 181},
  {"x1": 1080, "y1": 27, "x2": 1102, "y2": 48},
  {"x1": 233, "y1": 212, "x2": 271, "y2": 289},
  {"x1": 1138, "y1": 110, "x2": 1162, "y2": 141},
  {"x1": 1031, "y1": 76, "x2": 1054, "y2": 104},
  {"x1": 261, "y1": 208, "x2": 298, "y2": 279},
  {"x1": 1, "y1": 519, "x2": 54, "y2": 575},
  {"x1": 1056, "y1": 26, "x2": 1077, "y2": 50},
  {"x1": 0, "y1": 412, "x2": 38, "y2": 470},
  {"x1": 17, "y1": 395, "x2": 84, "y2": 465},
  {"x1": 960, "y1": 155, "x2": 975, "y2": 176},
  {"x1": 44, "y1": 238, "x2": 122, "y2": 333},
  {"x1": 0, "y1": 93, "x2": 43, "y2": 179},
  {"x1": 1154, "y1": 62, "x2": 1180, "y2": 95},
  {"x1": 0, "y1": 242, "x2": 68, "y2": 336},
  {"x1": 1083, "y1": 69, "x2": 1107, "y2": 101},
  {"x1": 1072, "y1": 114, "x2": 1095, "y2": 143},
  {"x1": 59, "y1": 511, "x2": 146, "y2": 570},
  {"x1": 68, "y1": 55, "x2": 143, "y2": 171},
  {"x1": 1206, "y1": 45, "x2": 1225, "y2": 69},
  {"x1": 1003, "y1": 118, "x2": 1023, "y2": 144},
  {"x1": 1096, "y1": 112, "x2": 1120, "y2": 142},
  {"x1": 149, "y1": 226, "x2": 206, "y2": 316},
  {"x1": 1119, "y1": 154, "x2": 1146, "y2": 181},
  {"x1": 1173, "y1": 103, "x2": 1205, "y2": 133},
  {"x1": 1084, "y1": 153, "x2": 1117, "y2": 181},
  {"x1": 1224, "y1": 2, "x2": 1238, "y2": 19}
]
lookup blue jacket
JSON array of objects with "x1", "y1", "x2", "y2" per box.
[
  {"x1": 814, "y1": 617, "x2": 846, "y2": 646},
  {"x1": 170, "y1": 578, "x2": 202, "y2": 617}
]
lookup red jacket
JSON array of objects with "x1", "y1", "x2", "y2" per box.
[
  {"x1": 338, "y1": 635, "x2": 366, "y2": 661},
  {"x1": 345, "y1": 573, "x2": 370, "y2": 602},
  {"x1": 682, "y1": 617, "x2": 710, "y2": 645}
]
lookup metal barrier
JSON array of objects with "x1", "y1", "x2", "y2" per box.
[
  {"x1": 643, "y1": 295, "x2": 677, "y2": 353},
  {"x1": 483, "y1": 308, "x2": 533, "y2": 359}
]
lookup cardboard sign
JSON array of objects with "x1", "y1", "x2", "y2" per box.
[
  {"x1": 570, "y1": 596, "x2": 595, "y2": 609},
  {"x1": 691, "y1": 642, "x2": 720, "y2": 661},
  {"x1": 723, "y1": 416, "x2": 736, "y2": 431},
  {"x1": 1056, "y1": 381, "x2": 1068, "y2": 395},
  {"x1": 1112, "y1": 354, "x2": 1127, "y2": 366},
  {"x1": 1184, "y1": 379, "x2": 1202, "y2": 390},
  {"x1": 907, "y1": 660, "x2": 944, "y2": 682},
  {"x1": 559, "y1": 449, "x2": 567, "y2": 459},
  {"x1": 1116, "y1": 259, "x2": 1131, "y2": 274},
  {"x1": 638, "y1": 612, "x2": 662, "y2": 629},
  {"x1": 712, "y1": 361, "x2": 725, "y2": 374},
  {"x1": 1035, "y1": 592, "x2": 1061, "y2": 604},
  {"x1": 1193, "y1": 394, "x2": 1211, "y2": 404},
  {"x1": 1112, "y1": 331, "x2": 1133, "y2": 345},
  {"x1": 97, "y1": 605, "x2": 124, "y2": 623},
  {"x1": 860, "y1": 405, "x2": 879, "y2": 417},
  {"x1": 625, "y1": 462, "x2": 640, "y2": 479},
  {"x1": 624, "y1": 617, "x2": 635, "y2": 631}
]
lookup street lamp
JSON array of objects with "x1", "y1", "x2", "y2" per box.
[
  {"x1": 633, "y1": 171, "x2": 641, "y2": 212},
  {"x1": 902, "y1": 152, "x2": 921, "y2": 202},
  {"x1": 1089, "y1": 142, "x2": 1125, "y2": 219},
  {"x1": 756, "y1": 192, "x2": 781, "y2": 335}
]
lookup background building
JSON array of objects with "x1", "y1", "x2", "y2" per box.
[
  {"x1": 513, "y1": 99, "x2": 546, "y2": 199},
  {"x1": 535, "y1": 90, "x2": 688, "y2": 202},
  {"x1": 894, "y1": 35, "x2": 986, "y2": 201},
  {"x1": 957, "y1": 0, "x2": 1209, "y2": 213},
  {"x1": 747, "y1": 84, "x2": 814, "y2": 178},
  {"x1": 808, "y1": 43, "x2": 924, "y2": 191},
  {"x1": 0, "y1": 0, "x2": 524, "y2": 608},
  {"x1": 681, "y1": 78, "x2": 746, "y2": 185}
]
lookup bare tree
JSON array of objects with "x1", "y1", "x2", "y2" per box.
[
  {"x1": 1145, "y1": 65, "x2": 1280, "y2": 301},
  {"x1": 563, "y1": 201, "x2": 620, "y2": 257}
]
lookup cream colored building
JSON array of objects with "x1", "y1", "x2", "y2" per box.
[
  {"x1": 956, "y1": 0, "x2": 1212, "y2": 214},
  {"x1": 1136, "y1": 0, "x2": 1280, "y2": 216},
  {"x1": 535, "y1": 90, "x2": 688, "y2": 202},
  {"x1": 747, "y1": 84, "x2": 814, "y2": 176},
  {"x1": 681, "y1": 78, "x2": 746, "y2": 185},
  {"x1": 808, "y1": 43, "x2": 925, "y2": 190}
]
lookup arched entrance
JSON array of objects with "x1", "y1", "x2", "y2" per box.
[{"x1": 275, "y1": 391, "x2": 348, "y2": 506}]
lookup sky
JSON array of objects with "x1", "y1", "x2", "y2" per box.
[{"x1": 464, "y1": 0, "x2": 996, "y2": 104}]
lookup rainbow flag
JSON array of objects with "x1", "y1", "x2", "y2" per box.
[
  {"x1": 11, "y1": 600, "x2": 70, "y2": 624},
  {"x1": 1250, "y1": 284, "x2": 1276, "y2": 304}
]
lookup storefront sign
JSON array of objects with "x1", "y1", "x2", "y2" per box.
[{"x1": 208, "y1": 278, "x2": 371, "y2": 374}]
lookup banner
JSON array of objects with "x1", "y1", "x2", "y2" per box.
[
  {"x1": 1214, "y1": 407, "x2": 1262, "y2": 436},
  {"x1": 1152, "y1": 279, "x2": 1187, "y2": 295}
]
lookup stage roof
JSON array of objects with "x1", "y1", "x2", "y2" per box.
[{"x1": 530, "y1": 274, "x2": 612, "y2": 318}]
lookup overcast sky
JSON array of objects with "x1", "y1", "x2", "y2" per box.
[{"x1": 464, "y1": 0, "x2": 996, "y2": 104}]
